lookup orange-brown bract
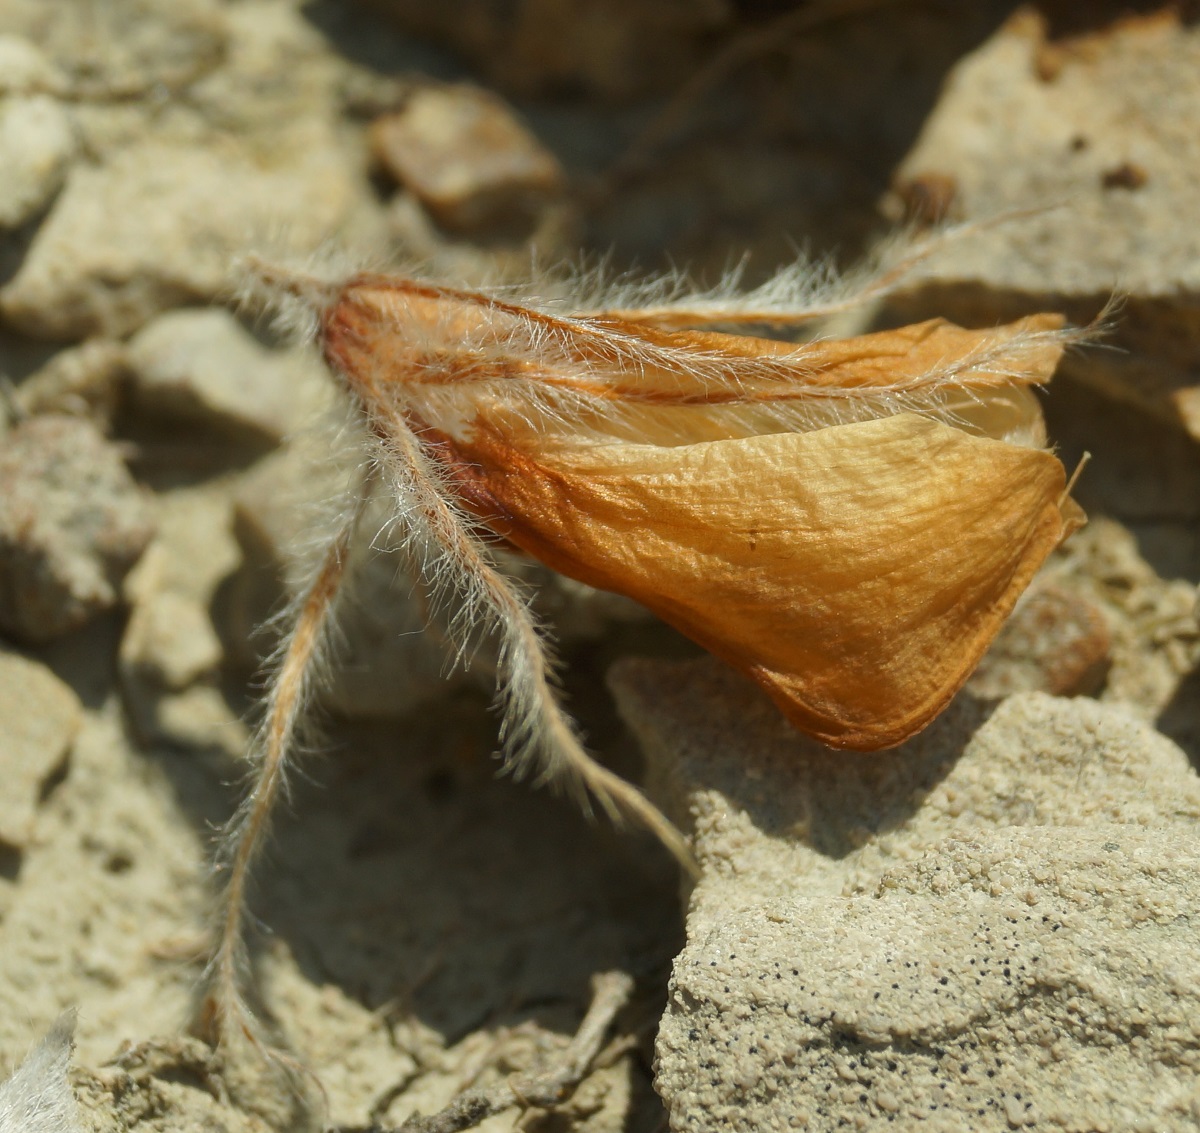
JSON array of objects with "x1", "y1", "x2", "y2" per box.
[
  {"x1": 205, "y1": 262, "x2": 1083, "y2": 1055},
  {"x1": 322, "y1": 275, "x2": 1082, "y2": 749}
]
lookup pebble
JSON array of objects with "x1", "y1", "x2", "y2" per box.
[
  {"x1": 370, "y1": 84, "x2": 565, "y2": 235},
  {"x1": 0, "y1": 141, "x2": 362, "y2": 339},
  {"x1": 118, "y1": 485, "x2": 244, "y2": 753},
  {"x1": 0, "y1": 94, "x2": 75, "y2": 229},
  {"x1": 124, "y1": 308, "x2": 329, "y2": 448},
  {"x1": 967, "y1": 583, "x2": 1111, "y2": 699},
  {"x1": 0, "y1": 416, "x2": 153, "y2": 643},
  {"x1": 0, "y1": 649, "x2": 81, "y2": 849}
]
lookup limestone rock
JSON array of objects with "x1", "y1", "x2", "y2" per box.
[
  {"x1": 967, "y1": 582, "x2": 1111, "y2": 699},
  {"x1": 119, "y1": 485, "x2": 245, "y2": 753},
  {"x1": 0, "y1": 141, "x2": 360, "y2": 340},
  {"x1": 0, "y1": 650, "x2": 81, "y2": 850},
  {"x1": 125, "y1": 309, "x2": 331, "y2": 448},
  {"x1": 0, "y1": 94, "x2": 74, "y2": 230},
  {"x1": 0, "y1": 416, "x2": 153, "y2": 643},
  {"x1": 610, "y1": 657, "x2": 1200, "y2": 1131},
  {"x1": 0, "y1": 37, "x2": 67, "y2": 97},
  {"x1": 884, "y1": 10, "x2": 1200, "y2": 438}
]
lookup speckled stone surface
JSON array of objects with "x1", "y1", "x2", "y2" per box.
[{"x1": 612, "y1": 658, "x2": 1200, "y2": 1131}]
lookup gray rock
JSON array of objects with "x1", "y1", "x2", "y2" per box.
[
  {"x1": 0, "y1": 416, "x2": 153, "y2": 643},
  {"x1": 0, "y1": 95, "x2": 75, "y2": 229},
  {"x1": 610, "y1": 658, "x2": 1200, "y2": 1131},
  {"x1": 125, "y1": 308, "x2": 330, "y2": 447},
  {"x1": 884, "y1": 11, "x2": 1200, "y2": 438},
  {"x1": 0, "y1": 649, "x2": 81, "y2": 850}
]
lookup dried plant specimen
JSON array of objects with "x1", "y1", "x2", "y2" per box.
[{"x1": 205, "y1": 254, "x2": 1084, "y2": 1051}]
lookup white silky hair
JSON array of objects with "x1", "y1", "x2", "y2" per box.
[{"x1": 0, "y1": 1013, "x2": 83, "y2": 1133}]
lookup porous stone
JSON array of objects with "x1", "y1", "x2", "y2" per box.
[
  {"x1": 0, "y1": 415, "x2": 153, "y2": 643},
  {"x1": 0, "y1": 94, "x2": 75, "y2": 229},
  {"x1": 610, "y1": 657, "x2": 1200, "y2": 1131},
  {"x1": 124, "y1": 308, "x2": 330, "y2": 447},
  {"x1": 0, "y1": 649, "x2": 81, "y2": 850},
  {"x1": 884, "y1": 9, "x2": 1200, "y2": 438},
  {"x1": 370, "y1": 85, "x2": 565, "y2": 234}
]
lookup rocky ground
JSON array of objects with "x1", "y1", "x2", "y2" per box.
[{"x1": 1, "y1": 2, "x2": 1198, "y2": 1131}]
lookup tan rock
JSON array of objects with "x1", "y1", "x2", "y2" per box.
[
  {"x1": 0, "y1": 416, "x2": 153, "y2": 643},
  {"x1": 886, "y1": 10, "x2": 1200, "y2": 438},
  {"x1": 371, "y1": 85, "x2": 565, "y2": 235},
  {"x1": 0, "y1": 649, "x2": 81, "y2": 850},
  {"x1": 610, "y1": 657, "x2": 1200, "y2": 1131}
]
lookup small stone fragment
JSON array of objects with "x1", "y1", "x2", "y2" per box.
[
  {"x1": 0, "y1": 95, "x2": 75, "y2": 229},
  {"x1": 0, "y1": 416, "x2": 153, "y2": 643},
  {"x1": 125, "y1": 308, "x2": 329, "y2": 447},
  {"x1": 968, "y1": 583, "x2": 1111, "y2": 699},
  {"x1": 119, "y1": 485, "x2": 246, "y2": 753},
  {"x1": 0, "y1": 649, "x2": 81, "y2": 850},
  {"x1": 13, "y1": 339, "x2": 127, "y2": 426},
  {"x1": 370, "y1": 85, "x2": 565, "y2": 234}
]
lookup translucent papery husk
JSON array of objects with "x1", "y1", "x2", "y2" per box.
[{"x1": 323, "y1": 278, "x2": 1084, "y2": 751}]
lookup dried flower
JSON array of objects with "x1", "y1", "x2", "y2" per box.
[{"x1": 204, "y1": 254, "x2": 1084, "y2": 1050}]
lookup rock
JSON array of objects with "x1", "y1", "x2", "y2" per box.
[
  {"x1": 659, "y1": 826, "x2": 1200, "y2": 1133},
  {"x1": 609, "y1": 657, "x2": 1200, "y2": 1131},
  {"x1": 1037, "y1": 519, "x2": 1199, "y2": 726},
  {"x1": 0, "y1": 95, "x2": 75, "y2": 229},
  {"x1": 0, "y1": 415, "x2": 153, "y2": 643},
  {"x1": 0, "y1": 141, "x2": 362, "y2": 340},
  {"x1": 124, "y1": 308, "x2": 331, "y2": 448},
  {"x1": 0, "y1": 649, "x2": 81, "y2": 850},
  {"x1": 967, "y1": 582, "x2": 1111, "y2": 699},
  {"x1": 118, "y1": 484, "x2": 246, "y2": 753},
  {"x1": 0, "y1": 37, "x2": 67, "y2": 97},
  {"x1": 10, "y1": 338, "x2": 127, "y2": 427},
  {"x1": 370, "y1": 85, "x2": 565, "y2": 235},
  {"x1": 884, "y1": 10, "x2": 1200, "y2": 438}
]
